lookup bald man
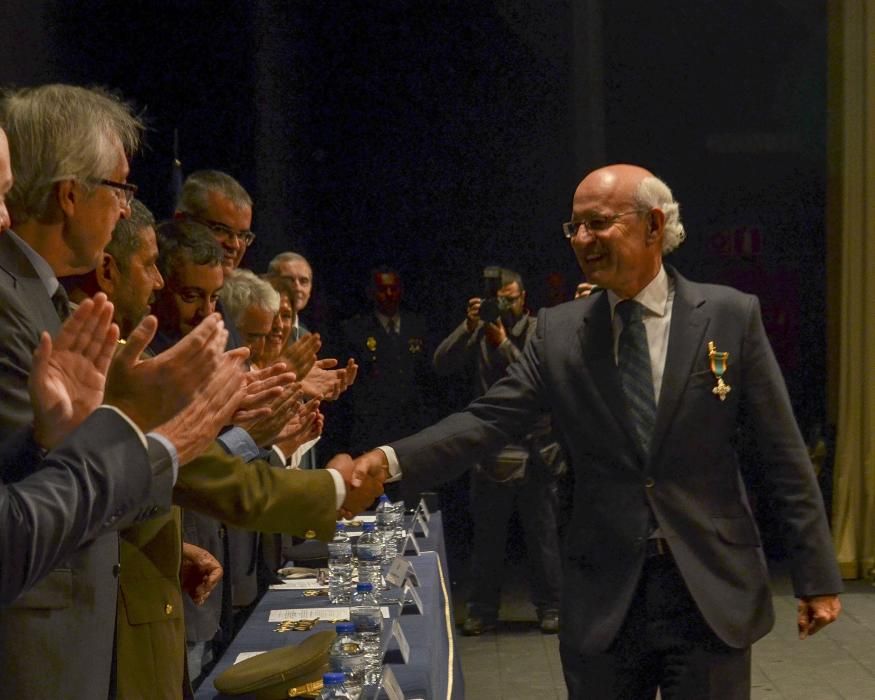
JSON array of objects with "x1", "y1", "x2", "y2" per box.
[{"x1": 347, "y1": 164, "x2": 842, "y2": 698}]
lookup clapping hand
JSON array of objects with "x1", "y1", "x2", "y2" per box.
[
  {"x1": 106, "y1": 313, "x2": 227, "y2": 432},
  {"x1": 29, "y1": 293, "x2": 119, "y2": 449}
]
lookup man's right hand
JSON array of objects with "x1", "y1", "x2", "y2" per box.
[
  {"x1": 350, "y1": 449, "x2": 391, "y2": 490},
  {"x1": 327, "y1": 453, "x2": 385, "y2": 519},
  {"x1": 105, "y1": 313, "x2": 227, "y2": 432},
  {"x1": 465, "y1": 297, "x2": 482, "y2": 333}
]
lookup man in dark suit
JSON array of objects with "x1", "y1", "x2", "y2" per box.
[{"x1": 347, "y1": 164, "x2": 842, "y2": 698}]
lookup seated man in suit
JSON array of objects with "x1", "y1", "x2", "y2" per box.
[{"x1": 347, "y1": 164, "x2": 842, "y2": 699}]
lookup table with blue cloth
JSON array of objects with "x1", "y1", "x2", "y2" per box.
[{"x1": 196, "y1": 511, "x2": 464, "y2": 700}]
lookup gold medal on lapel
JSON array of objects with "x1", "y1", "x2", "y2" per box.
[
  {"x1": 707, "y1": 341, "x2": 731, "y2": 401},
  {"x1": 366, "y1": 336, "x2": 377, "y2": 352}
]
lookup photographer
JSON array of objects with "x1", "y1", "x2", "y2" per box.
[{"x1": 434, "y1": 267, "x2": 562, "y2": 635}]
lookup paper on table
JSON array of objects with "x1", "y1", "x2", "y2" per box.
[
  {"x1": 234, "y1": 651, "x2": 266, "y2": 664},
  {"x1": 269, "y1": 578, "x2": 322, "y2": 590},
  {"x1": 268, "y1": 606, "x2": 392, "y2": 622},
  {"x1": 269, "y1": 607, "x2": 346, "y2": 622}
]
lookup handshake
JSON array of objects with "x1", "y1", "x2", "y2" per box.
[{"x1": 325, "y1": 450, "x2": 392, "y2": 519}]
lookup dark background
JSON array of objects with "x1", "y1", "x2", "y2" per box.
[{"x1": 1, "y1": 0, "x2": 828, "y2": 557}]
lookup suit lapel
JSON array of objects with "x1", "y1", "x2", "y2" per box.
[
  {"x1": 649, "y1": 269, "x2": 710, "y2": 460},
  {"x1": 0, "y1": 232, "x2": 60, "y2": 335},
  {"x1": 577, "y1": 292, "x2": 641, "y2": 451}
]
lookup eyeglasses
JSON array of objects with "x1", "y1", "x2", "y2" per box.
[
  {"x1": 186, "y1": 214, "x2": 256, "y2": 246},
  {"x1": 562, "y1": 210, "x2": 643, "y2": 239},
  {"x1": 97, "y1": 179, "x2": 138, "y2": 206}
]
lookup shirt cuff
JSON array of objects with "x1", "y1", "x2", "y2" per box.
[
  {"x1": 268, "y1": 444, "x2": 287, "y2": 467},
  {"x1": 145, "y1": 431, "x2": 180, "y2": 484},
  {"x1": 216, "y1": 426, "x2": 260, "y2": 462},
  {"x1": 377, "y1": 445, "x2": 402, "y2": 482},
  {"x1": 326, "y1": 467, "x2": 346, "y2": 509}
]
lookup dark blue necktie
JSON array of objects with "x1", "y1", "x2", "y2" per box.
[
  {"x1": 51, "y1": 285, "x2": 70, "y2": 322},
  {"x1": 616, "y1": 300, "x2": 656, "y2": 452}
]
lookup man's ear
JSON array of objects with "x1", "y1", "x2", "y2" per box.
[
  {"x1": 55, "y1": 179, "x2": 80, "y2": 218},
  {"x1": 96, "y1": 252, "x2": 119, "y2": 294},
  {"x1": 646, "y1": 209, "x2": 666, "y2": 245}
]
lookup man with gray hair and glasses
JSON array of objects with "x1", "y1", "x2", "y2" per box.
[
  {"x1": 176, "y1": 170, "x2": 356, "y2": 401},
  {"x1": 0, "y1": 83, "x2": 231, "y2": 698}
]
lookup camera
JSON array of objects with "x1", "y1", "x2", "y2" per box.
[{"x1": 479, "y1": 266, "x2": 502, "y2": 324}]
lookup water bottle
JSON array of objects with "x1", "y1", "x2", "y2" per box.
[
  {"x1": 388, "y1": 498, "x2": 406, "y2": 554},
  {"x1": 328, "y1": 622, "x2": 365, "y2": 700},
  {"x1": 375, "y1": 495, "x2": 396, "y2": 563},
  {"x1": 319, "y1": 672, "x2": 351, "y2": 699},
  {"x1": 328, "y1": 523, "x2": 353, "y2": 604},
  {"x1": 350, "y1": 582, "x2": 383, "y2": 684},
  {"x1": 356, "y1": 522, "x2": 384, "y2": 590}
]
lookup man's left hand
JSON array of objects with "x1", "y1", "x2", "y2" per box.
[
  {"x1": 180, "y1": 542, "x2": 223, "y2": 606},
  {"x1": 797, "y1": 594, "x2": 841, "y2": 639},
  {"x1": 484, "y1": 319, "x2": 506, "y2": 347}
]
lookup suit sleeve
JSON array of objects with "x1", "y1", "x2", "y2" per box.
[
  {"x1": 0, "y1": 407, "x2": 158, "y2": 604},
  {"x1": 171, "y1": 441, "x2": 337, "y2": 542},
  {"x1": 739, "y1": 296, "x2": 843, "y2": 596},
  {"x1": 0, "y1": 287, "x2": 42, "y2": 478},
  {"x1": 393, "y1": 314, "x2": 550, "y2": 493}
]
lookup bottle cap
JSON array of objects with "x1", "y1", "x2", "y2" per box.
[
  {"x1": 335, "y1": 621, "x2": 356, "y2": 634},
  {"x1": 362, "y1": 522, "x2": 375, "y2": 532},
  {"x1": 323, "y1": 672, "x2": 346, "y2": 685},
  {"x1": 356, "y1": 582, "x2": 374, "y2": 592}
]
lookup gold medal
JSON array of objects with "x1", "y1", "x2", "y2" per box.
[
  {"x1": 707, "y1": 341, "x2": 731, "y2": 401},
  {"x1": 366, "y1": 336, "x2": 377, "y2": 351}
]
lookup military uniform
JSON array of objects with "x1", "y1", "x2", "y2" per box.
[{"x1": 340, "y1": 310, "x2": 433, "y2": 454}]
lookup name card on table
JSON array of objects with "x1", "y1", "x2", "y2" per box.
[
  {"x1": 385, "y1": 557, "x2": 419, "y2": 588},
  {"x1": 390, "y1": 618, "x2": 411, "y2": 663},
  {"x1": 416, "y1": 497, "x2": 432, "y2": 523},
  {"x1": 400, "y1": 581, "x2": 424, "y2": 616},
  {"x1": 380, "y1": 665, "x2": 405, "y2": 700},
  {"x1": 412, "y1": 510, "x2": 429, "y2": 538},
  {"x1": 402, "y1": 532, "x2": 421, "y2": 556}
]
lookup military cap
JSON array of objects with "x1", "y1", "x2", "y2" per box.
[{"x1": 214, "y1": 630, "x2": 336, "y2": 698}]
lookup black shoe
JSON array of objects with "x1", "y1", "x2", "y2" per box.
[
  {"x1": 539, "y1": 609, "x2": 559, "y2": 634},
  {"x1": 462, "y1": 616, "x2": 496, "y2": 636}
]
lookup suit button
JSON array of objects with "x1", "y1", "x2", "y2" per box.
[
  {"x1": 112, "y1": 564, "x2": 122, "y2": 577},
  {"x1": 165, "y1": 603, "x2": 173, "y2": 615},
  {"x1": 644, "y1": 478, "x2": 655, "y2": 488}
]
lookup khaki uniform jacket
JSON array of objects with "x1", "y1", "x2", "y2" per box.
[{"x1": 116, "y1": 441, "x2": 337, "y2": 699}]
